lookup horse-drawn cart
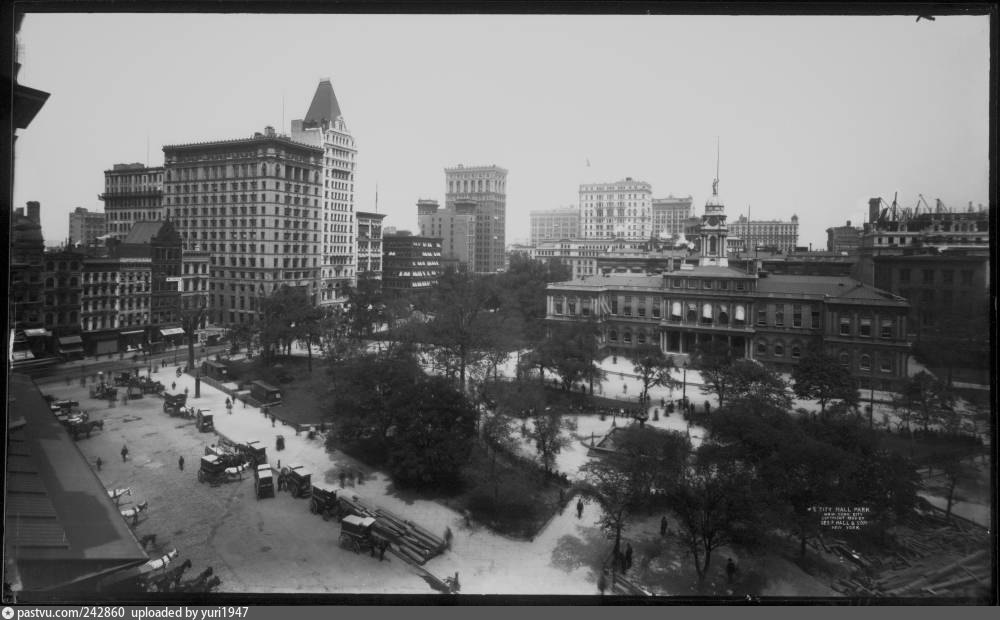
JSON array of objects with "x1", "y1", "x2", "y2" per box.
[
  {"x1": 279, "y1": 465, "x2": 312, "y2": 498},
  {"x1": 197, "y1": 455, "x2": 227, "y2": 485},
  {"x1": 90, "y1": 383, "x2": 118, "y2": 400},
  {"x1": 339, "y1": 515, "x2": 377, "y2": 554},
  {"x1": 196, "y1": 410, "x2": 214, "y2": 432},
  {"x1": 309, "y1": 483, "x2": 339, "y2": 520},
  {"x1": 237, "y1": 441, "x2": 267, "y2": 466},
  {"x1": 254, "y1": 464, "x2": 274, "y2": 500},
  {"x1": 163, "y1": 393, "x2": 188, "y2": 415}
]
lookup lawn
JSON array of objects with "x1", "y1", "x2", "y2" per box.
[{"x1": 219, "y1": 355, "x2": 334, "y2": 426}]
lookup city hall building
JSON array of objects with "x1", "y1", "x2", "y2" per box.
[{"x1": 545, "y1": 178, "x2": 912, "y2": 391}]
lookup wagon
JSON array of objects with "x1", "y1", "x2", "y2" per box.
[
  {"x1": 163, "y1": 393, "x2": 188, "y2": 415},
  {"x1": 197, "y1": 455, "x2": 227, "y2": 485},
  {"x1": 196, "y1": 410, "x2": 214, "y2": 432},
  {"x1": 90, "y1": 384, "x2": 118, "y2": 400},
  {"x1": 309, "y1": 483, "x2": 339, "y2": 520},
  {"x1": 279, "y1": 465, "x2": 312, "y2": 498},
  {"x1": 237, "y1": 441, "x2": 267, "y2": 466},
  {"x1": 254, "y1": 464, "x2": 274, "y2": 500},
  {"x1": 339, "y1": 515, "x2": 377, "y2": 554},
  {"x1": 114, "y1": 372, "x2": 133, "y2": 386}
]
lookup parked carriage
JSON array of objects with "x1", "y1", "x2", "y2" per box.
[
  {"x1": 90, "y1": 383, "x2": 118, "y2": 400},
  {"x1": 113, "y1": 372, "x2": 133, "y2": 386},
  {"x1": 339, "y1": 515, "x2": 380, "y2": 554},
  {"x1": 139, "y1": 378, "x2": 165, "y2": 394},
  {"x1": 254, "y1": 464, "x2": 274, "y2": 500},
  {"x1": 309, "y1": 483, "x2": 339, "y2": 520},
  {"x1": 236, "y1": 441, "x2": 267, "y2": 466},
  {"x1": 279, "y1": 465, "x2": 312, "y2": 498},
  {"x1": 196, "y1": 410, "x2": 214, "y2": 432},
  {"x1": 163, "y1": 393, "x2": 188, "y2": 415},
  {"x1": 50, "y1": 399, "x2": 79, "y2": 413},
  {"x1": 197, "y1": 455, "x2": 227, "y2": 485}
]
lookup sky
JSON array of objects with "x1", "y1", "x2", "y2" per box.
[{"x1": 13, "y1": 12, "x2": 991, "y2": 249}]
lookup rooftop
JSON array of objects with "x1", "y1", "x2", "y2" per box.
[{"x1": 757, "y1": 275, "x2": 908, "y2": 305}]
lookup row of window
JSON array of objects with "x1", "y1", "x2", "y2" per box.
[
  {"x1": 898, "y1": 268, "x2": 975, "y2": 285},
  {"x1": 838, "y1": 317, "x2": 895, "y2": 338}
]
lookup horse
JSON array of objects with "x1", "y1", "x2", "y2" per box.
[
  {"x1": 108, "y1": 487, "x2": 132, "y2": 506},
  {"x1": 145, "y1": 558, "x2": 192, "y2": 592},
  {"x1": 178, "y1": 567, "x2": 213, "y2": 592},
  {"x1": 225, "y1": 461, "x2": 252, "y2": 480},
  {"x1": 140, "y1": 548, "x2": 178, "y2": 573},
  {"x1": 73, "y1": 419, "x2": 104, "y2": 439},
  {"x1": 120, "y1": 500, "x2": 149, "y2": 522},
  {"x1": 202, "y1": 576, "x2": 222, "y2": 592}
]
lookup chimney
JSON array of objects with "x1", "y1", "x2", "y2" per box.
[
  {"x1": 846, "y1": 220, "x2": 851, "y2": 227},
  {"x1": 26, "y1": 201, "x2": 40, "y2": 225},
  {"x1": 868, "y1": 198, "x2": 880, "y2": 224}
]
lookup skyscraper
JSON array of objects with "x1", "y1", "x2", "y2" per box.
[
  {"x1": 68, "y1": 207, "x2": 107, "y2": 247},
  {"x1": 444, "y1": 165, "x2": 508, "y2": 273},
  {"x1": 291, "y1": 79, "x2": 358, "y2": 306},
  {"x1": 99, "y1": 163, "x2": 164, "y2": 240}
]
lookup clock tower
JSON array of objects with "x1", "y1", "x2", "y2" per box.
[{"x1": 699, "y1": 169, "x2": 728, "y2": 267}]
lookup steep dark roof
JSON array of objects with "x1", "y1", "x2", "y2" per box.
[
  {"x1": 122, "y1": 221, "x2": 166, "y2": 245},
  {"x1": 5, "y1": 375, "x2": 147, "y2": 592},
  {"x1": 756, "y1": 275, "x2": 908, "y2": 306},
  {"x1": 304, "y1": 79, "x2": 343, "y2": 125}
]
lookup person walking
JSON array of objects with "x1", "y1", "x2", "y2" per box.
[
  {"x1": 726, "y1": 558, "x2": 737, "y2": 584},
  {"x1": 171, "y1": 381, "x2": 176, "y2": 391},
  {"x1": 120, "y1": 445, "x2": 129, "y2": 462},
  {"x1": 597, "y1": 571, "x2": 607, "y2": 595},
  {"x1": 96, "y1": 456, "x2": 103, "y2": 471},
  {"x1": 178, "y1": 455, "x2": 185, "y2": 471},
  {"x1": 378, "y1": 540, "x2": 388, "y2": 561},
  {"x1": 339, "y1": 471, "x2": 346, "y2": 488},
  {"x1": 660, "y1": 516, "x2": 668, "y2": 537},
  {"x1": 624, "y1": 543, "x2": 633, "y2": 572},
  {"x1": 576, "y1": 498, "x2": 584, "y2": 519},
  {"x1": 444, "y1": 527, "x2": 453, "y2": 550}
]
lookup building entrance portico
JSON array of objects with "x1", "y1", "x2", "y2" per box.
[{"x1": 661, "y1": 328, "x2": 748, "y2": 359}]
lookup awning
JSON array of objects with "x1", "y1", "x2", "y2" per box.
[
  {"x1": 11, "y1": 349, "x2": 35, "y2": 361},
  {"x1": 59, "y1": 346, "x2": 85, "y2": 355},
  {"x1": 120, "y1": 330, "x2": 144, "y2": 336},
  {"x1": 95, "y1": 340, "x2": 118, "y2": 355},
  {"x1": 24, "y1": 328, "x2": 51, "y2": 338},
  {"x1": 58, "y1": 335, "x2": 83, "y2": 345},
  {"x1": 160, "y1": 327, "x2": 185, "y2": 337}
]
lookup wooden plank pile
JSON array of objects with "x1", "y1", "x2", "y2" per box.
[
  {"x1": 612, "y1": 573, "x2": 652, "y2": 596},
  {"x1": 337, "y1": 495, "x2": 446, "y2": 565},
  {"x1": 875, "y1": 549, "x2": 989, "y2": 596}
]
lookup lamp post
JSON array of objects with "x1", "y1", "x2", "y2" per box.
[
  {"x1": 681, "y1": 361, "x2": 688, "y2": 404},
  {"x1": 869, "y1": 362, "x2": 875, "y2": 429}
]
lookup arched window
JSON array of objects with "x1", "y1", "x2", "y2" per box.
[
  {"x1": 45, "y1": 278, "x2": 54, "y2": 288},
  {"x1": 623, "y1": 332, "x2": 632, "y2": 344},
  {"x1": 838, "y1": 351, "x2": 849, "y2": 367},
  {"x1": 637, "y1": 331, "x2": 647, "y2": 344},
  {"x1": 774, "y1": 342, "x2": 785, "y2": 357},
  {"x1": 791, "y1": 345, "x2": 801, "y2": 359},
  {"x1": 608, "y1": 330, "x2": 618, "y2": 342},
  {"x1": 701, "y1": 303, "x2": 713, "y2": 324},
  {"x1": 718, "y1": 305, "x2": 729, "y2": 324},
  {"x1": 687, "y1": 303, "x2": 698, "y2": 322},
  {"x1": 756, "y1": 340, "x2": 767, "y2": 356},
  {"x1": 860, "y1": 354, "x2": 871, "y2": 371},
  {"x1": 734, "y1": 304, "x2": 746, "y2": 325}
]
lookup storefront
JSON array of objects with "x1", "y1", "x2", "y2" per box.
[
  {"x1": 120, "y1": 329, "x2": 146, "y2": 352},
  {"x1": 57, "y1": 334, "x2": 85, "y2": 360},
  {"x1": 160, "y1": 326, "x2": 186, "y2": 348},
  {"x1": 94, "y1": 338, "x2": 119, "y2": 356}
]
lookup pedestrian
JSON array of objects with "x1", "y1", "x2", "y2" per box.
[
  {"x1": 444, "y1": 526, "x2": 453, "y2": 550},
  {"x1": 171, "y1": 381, "x2": 176, "y2": 391},
  {"x1": 347, "y1": 470, "x2": 355, "y2": 486},
  {"x1": 559, "y1": 488, "x2": 565, "y2": 505},
  {"x1": 96, "y1": 456, "x2": 103, "y2": 471},
  {"x1": 451, "y1": 572, "x2": 460, "y2": 593},
  {"x1": 178, "y1": 455, "x2": 185, "y2": 471},
  {"x1": 379, "y1": 540, "x2": 387, "y2": 561},
  {"x1": 625, "y1": 543, "x2": 633, "y2": 571},
  {"x1": 577, "y1": 498, "x2": 584, "y2": 519},
  {"x1": 705, "y1": 401, "x2": 711, "y2": 414},
  {"x1": 271, "y1": 415, "x2": 275, "y2": 427},
  {"x1": 339, "y1": 471, "x2": 346, "y2": 488},
  {"x1": 121, "y1": 445, "x2": 129, "y2": 462},
  {"x1": 597, "y1": 571, "x2": 607, "y2": 595},
  {"x1": 660, "y1": 516, "x2": 668, "y2": 537},
  {"x1": 242, "y1": 397, "x2": 246, "y2": 409},
  {"x1": 184, "y1": 386, "x2": 189, "y2": 396},
  {"x1": 726, "y1": 558, "x2": 737, "y2": 584},
  {"x1": 225, "y1": 397, "x2": 231, "y2": 408}
]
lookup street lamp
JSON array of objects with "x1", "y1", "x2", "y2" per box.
[{"x1": 681, "y1": 361, "x2": 688, "y2": 404}]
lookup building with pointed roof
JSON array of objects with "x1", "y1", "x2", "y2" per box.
[{"x1": 291, "y1": 79, "x2": 358, "y2": 306}]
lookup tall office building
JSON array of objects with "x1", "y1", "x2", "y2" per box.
[
  {"x1": 651, "y1": 195, "x2": 693, "y2": 238},
  {"x1": 444, "y1": 164, "x2": 508, "y2": 273},
  {"x1": 162, "y1": 126, "x2": 324, "y2": 326},
  {"x1": 418, "y1": 199, "x2": 476, "y2": 270},
  {"x1": 68, "y1": 207, "x2": 107, "y2": 246},
  {"x1": 356, "y1": 211, "x2": 386, "y2": 279},
  {"x1": 291, "y1": 79, "x2": 358, "y2": 305},
  {"x1": 99, "y1": 163, "x2": 164, "y2": 239},
  {"x1": 529, "y1": 207, "x2": 580, "y2": 245},
  {"x1": 826, "y1": 220, "x2": 862, "y2": 253},
  {"x1": 579, "y1": 178, "x2": 652, "y2": 240}
]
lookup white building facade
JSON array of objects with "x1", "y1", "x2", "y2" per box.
[{"x1": 579, "y1": 178, "x2": 652, "y2": 240}]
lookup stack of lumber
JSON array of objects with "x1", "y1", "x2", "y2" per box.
[
  {"x1": 612, "y1": 573, "x2": 652, "y2": 596},
  {"x1": 877, "y1": 549, "x2": 989, "y2": 596},
  {"x1": 336, "y1": 495, "x2": 446, "y2": 565}
]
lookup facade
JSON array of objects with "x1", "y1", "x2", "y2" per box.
[
  {"x1": 356, "y1": 211, "x2": 386, "y2": 279},
  {"x1": 651, "y1": 195, "x2": 694, "y2": 238},
  {"x1": 80, "y1": 254, "x2": 124, "y2": 356},
  {"x1": 546, "y1": 269, "x2": 911, "y2": 391},
  {"x1": 728, "y1": 214, "x2": 800, "y2": 253},
  {"x1": 580, "y1": 178, "x2": 652, "y2": 240},
  {"x1": 290, "y1": 79, "x2": 359, "y2": 306},
  {"x1": 826, "y1": 220, "x2": 862, "y2": 253},
  {"x1": 162, "y1": 127, "x2": 324, "y2": 326},
  {"x1": 41, "y1": 249, "x2": 85, "y2": 358},
  {"x1": 444, "y1": 164, "x2": 508, "y2": 273},
  {"x1": 99, "y1": 163, "x2": 164, "y2": 240},
  {"x1": 418, "y1": 198, "x2": 476, "y2": 270},
  {"x1": 531, "y1": 238, "x2": 689, "y2": 280},
  {"x1": 68, "y1": 206, "x2": 107, "y2": 246},
  {"x1": 181, "y1": 246, "x2": 211, "y2": 331},
  {"x1": 10, "y1": 202, "x2": 45, "y2": 331},
  {"x1": 382, "y1": 233, "x2": 443, "y2": 291},
  {"x1": 529, "y1": 207, "x2": 580, "y2": 245}
]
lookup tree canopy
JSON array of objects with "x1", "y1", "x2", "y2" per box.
[
  {"x1": 791, "y1": 345, "x2": 860, "y2": 412},
  {"x1": 630, "y1": 345, "x2": 681, "y2": 404}
]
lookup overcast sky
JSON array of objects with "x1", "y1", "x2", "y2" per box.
[{"x1": 14, "y1": 12, "x2": 990, "y2": 249}]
